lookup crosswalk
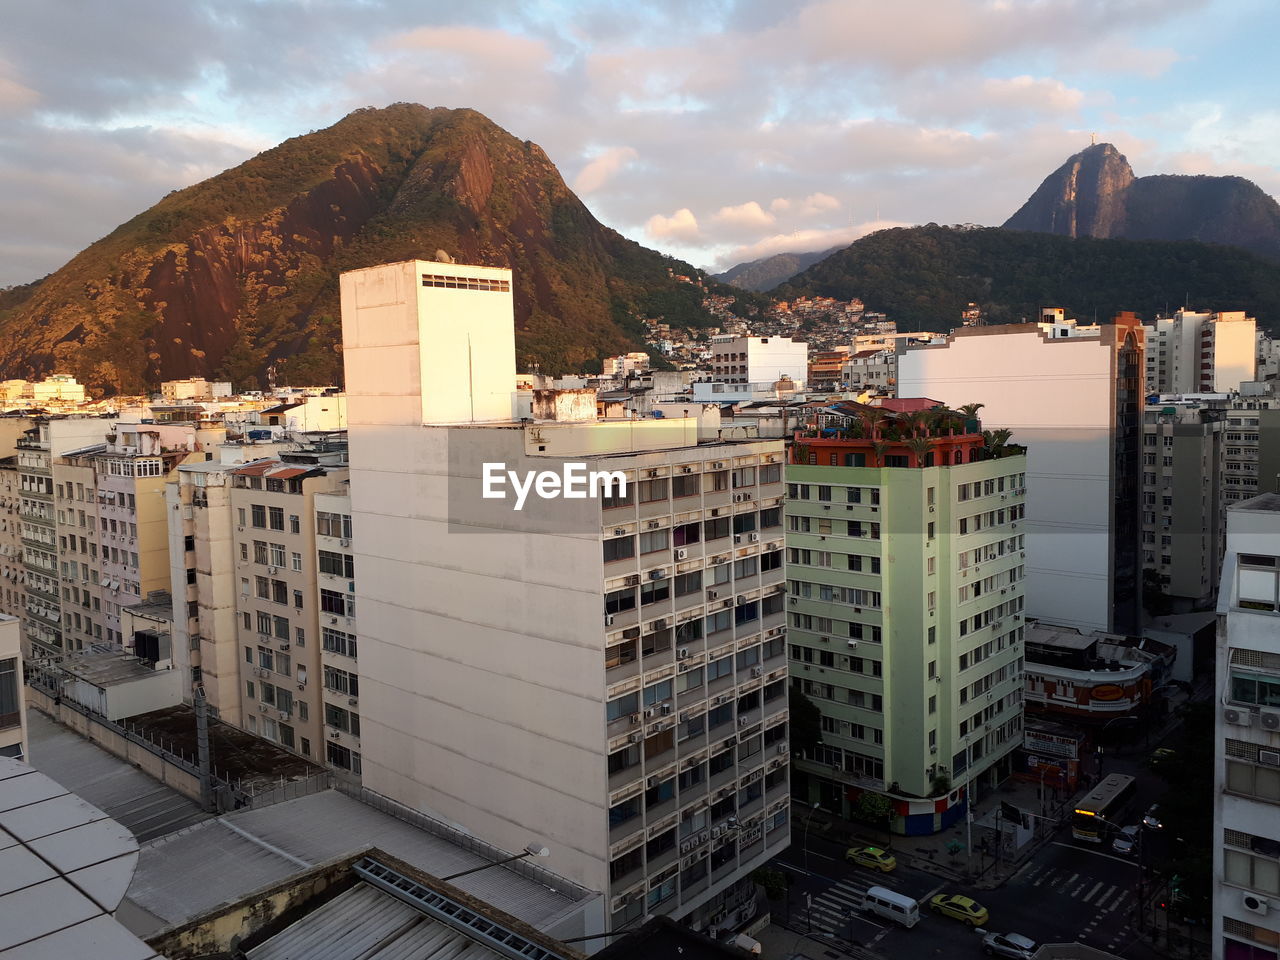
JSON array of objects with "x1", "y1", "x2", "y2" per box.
[
  {"x1": 803, "y1": 876, "x2": 873, "y2": 936},
  {"x1": 1016, "y1": 863, "x2": 1132, "y2": 913}
]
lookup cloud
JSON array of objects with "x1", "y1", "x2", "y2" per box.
[
  {"x1": 713, "y1": 200, "x2": 775, "y2": 229},
  {"x1": 573, "y1": 146, "x2": 637, "y2": 194},
  {"x1": 769, "y1": 197, "x2": 791, "y2": 213},
  {"x1": 646, "y1": 207, "x2": 701, "y2": 242},
  {"x1": 800, "y1": 192, "x2": 840, "y2": 215},
  {"x1": 716, "y1": 219, "x2": 911, "y2": 269}
]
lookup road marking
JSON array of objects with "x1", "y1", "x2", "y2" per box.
[
  {"x1": 1050, "y1": 841, "x2": 1139, "y2": 867},
  {"x1": 823, "y1": 889, "x2": 866, "y2": 909},
  {"x1": 1095, "y1": 884, "x2": 1119, "y2": 910},
  {"x1": 808, "y1": 851, "x2": 838, "y2": 863},
  {"x1": 1032, "y1": 867, "x2": 1054, "y2": 887},
  {"x1": 1012, "y1": 861, "x2": 1035, "y2": 882},
  {"x1": 1082, "y1": 881, "x2": 1103, "y2": 903}
]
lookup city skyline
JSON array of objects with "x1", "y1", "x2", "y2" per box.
[{"x1": 3, "y1": 0, "x2": 1280, "y2": 287}]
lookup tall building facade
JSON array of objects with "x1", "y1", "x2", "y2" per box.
[
  {"x1": 786, "y1": 423, "x2": 1027, "y2": 831},
  {"x1": 0, "y1": 615, "x2": 26, "y2": 760},
  {"x1": 898, "y1": 315, "x2": 1144, "y2": 636},
  {"x1": 1142, "y1": 400, "x2": 1226, "y2": 608},
  {"x1": 343, "y1": 260, "x2": 789, "y2": 937},
  {"x1": 1213, "y1": 494, "x2": 1280, "y2": 960},
  {"x1": 1145, "y1": 310, "x2": 1257, "y2": 395},
  {"x1": 709, "y1": 335, "x2": 808, "y2": 388},
  {"x1": 0, "y1": 457, "x2": 23, "y2": 619}
]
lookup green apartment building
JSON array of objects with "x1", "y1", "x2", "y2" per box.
[{"x1": 786, "y1": 407, "x2": 1028, "y2": 835}]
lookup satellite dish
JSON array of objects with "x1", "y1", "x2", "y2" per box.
[{"x1": 435, "y1": 249, "x2": 455, "y2": 264}]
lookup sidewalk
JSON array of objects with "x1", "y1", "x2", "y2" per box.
[
  {"x1": 796, "y1": 776, "x2": 1082, "y2": 889},
  {"x1": 755, "y1": 917, "x2": 881, "y2": 960}
]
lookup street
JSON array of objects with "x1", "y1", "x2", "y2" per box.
[{"x1": 767, "y1": 804, "x2": 1168, "y2": 959}]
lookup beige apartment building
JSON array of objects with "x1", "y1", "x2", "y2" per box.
[
  {"x1": 230, "y1": 455, "x2": 348, "y2": 764},
  {"x1": 0, "y1": 615, "x2": 26, "y2": 760},
  {"x1": 0, "y1": 458, "x2": 23, "y2": 619},
  {"x1": 314, "y1": 489, "x2": 360, "y2": 778},
  {"x1": 342, "y1": 260, "x2": 789, "y2": 938}
]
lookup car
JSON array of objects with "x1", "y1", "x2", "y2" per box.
[
  {"x1": 928, "y1": 893, "x2": 989, "y2": 927},
  {"x1": 1112, "y1": 825, "x2": 1141, "y2": 856},
  {"x1": 845, "y1": 845, "x2": 897, "y2": 872},
  {"x1": 982, "y1": 932, "x2": 1039, "y2": 959},
  {"x1": 1150, "y1": 747, "x2": 1177, "y2": 763},
  {"x1": 1142, "y1": 803, "x2": 1165, "y2": 830}
]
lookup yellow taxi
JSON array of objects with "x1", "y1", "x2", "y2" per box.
[
  {"x1": 844, "y1": 845, "x2": 898, "y2": 872},
  {"x1": 929, "y1": 892, "x2": 989, "y2": 927}
]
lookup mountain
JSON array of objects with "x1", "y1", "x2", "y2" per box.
[
  {"x1": 0, "y1": 104, "x2": 752, "y2": 393},
  {"x1": 776, "y1": 224, "x2": 1280, "y2": 332},
  {"x1": 1005, "y1": 143, "x2": 1280, "y2": 261},
  {"x1": 714, "y1": 246, "x2": 841, "y2": 292}
]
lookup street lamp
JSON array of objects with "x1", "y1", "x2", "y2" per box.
[
  {"x1": 441, "y1": 841, "x2": 551, "y2": 881},
  {"x1": 801, "y1": 801, "x2": 821, "y2": 870}
]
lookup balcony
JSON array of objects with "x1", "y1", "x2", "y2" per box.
[{"x1": 609, "y1": 765, "x2": 642, "y2": 794}]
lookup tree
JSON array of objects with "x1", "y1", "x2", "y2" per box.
[
  {"x1": 852, "y1": 791, "x2": 893, "y2": 827},
  {"x1": 752, "y1": 867, "x2": 790, "y2": 902},
  {"x1": 789, "y1": 688, "x2": 823, "y2": 756},
  {"x1": 905, "y1": 436, "x2": 933, "y2": 467}
]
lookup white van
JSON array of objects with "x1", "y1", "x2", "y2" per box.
[{"x1": 862, "y1": 886, "x2": 920, "y2": 928}]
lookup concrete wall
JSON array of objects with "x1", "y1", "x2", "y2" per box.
[{"x1": 899, "y1": 327, "x2": 1125, "y2": 634}]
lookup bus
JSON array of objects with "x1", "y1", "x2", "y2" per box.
[{"x1": 1072, "y1": 773, "x2": 1137, "y2": 842}]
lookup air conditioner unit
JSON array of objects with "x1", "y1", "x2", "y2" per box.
[
  {"x1": 277, "y1": 710, "x2": 289, "y2": 720},
  {"x1": 1225, "y1": 707, "x2": 1253, "y2": 726},
  {"x1": 712, "y1": 826, "x2": 725, "y2": 838},
  {"x1": 751, "y1": 665, "x2": 763, "y2": 678},
  {"x1": 738, "y1": 716, "x2": 750, "y2": 727},
  {"x1": 339, "y1": 538, "x2": 350, "y2": 547},
  {"x1": 677, "y1": 647, "x2": 690, "y2": 660},
  {"x1": 1261, "y1": 750, "x2": 1280, "y2": 767},
  {"x1": 297, "y1": 683, "x2": 306, "y2": 690},
  {"x1": 733, "y1": 494, "x2": 744, "y2": 503},
  {"x1": 259, "y1": 704, "x2": 269, "y2": 713},
  {"x1": 330, "y1": 730, "x2": 341, "y2": 739},
  {"x1": 661, "y1": 703, "x2": 673, "y2": 715},
  {"x1": 614, "y1": 528, "x2": 627, "y2": 536},
  {"x1": 348, "y1": 697, "x2": 358, "y2": 707},
  {"x1": 625, "y1": 575, "x2": 641, "y2": 586},
  {"x1": 675, "y1": 548, "x2": 688, "y2": 560},
  {"x1": 644, "y1": 708, "x2": 657, "y2": 719},
  {"x1": 1244, "y1": 893, "x2": 1270, "y2": 916},
  {"x1": 629, "y1": 732, "x2": 644, "y2": 743},
  {"x1": 733, "y1": 535, "x2": 743, "y2": 544},
  {"x1": 680, "y1": 841, "x2": 692, "y2": 854},
  {"x1": 1262, "y1": 712, "x2": 1280, "y2": 731},
  {"x1": 605, "y1": 614, "x2": 615, "y2": 626},
  {"x1": 278, "y1": 641, "x2": 290, "y2": 650},
  {"x1": 329, "y1": 616, "x2": 339, "y2": 625},
  {"x1": 650, "y1": 569, "x2": 666, "y2": 580},
  {"x1": 707, "y1": 590, "x2": 719, "y2": 600},
  {"x1": 682, "y1": 466, "x2": 694, "y2": 474},
  {"x1": 776, "y1": 743, "x2": 788, "y2": 756},
  {"x1": 653, "y1": 618, "x2": 667, "y2": 630},
  {"x1": 847, "y1": 640, "x2": 857, "y2": 648},
  {"x1": 712, "y1": 462, "x2": 724, "y2": 470},
  {"x1": 647, "y1": 469, "x2": 659, "y2": 479},
  {"x1": 647, "y1": 520, "x2": 661, "y2": 530},
  {"x1": 629, "y1": 713, "x2": 641, "y2": 725}
]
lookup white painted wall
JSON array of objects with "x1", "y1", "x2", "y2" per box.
[
  {"x1": 899, "y1": 327, "x2": 1118, "y2": 633},
  {"x1": 341, "y1": 260, "x2": 516, "y2": 425}
]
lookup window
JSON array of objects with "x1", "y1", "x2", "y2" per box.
[
  {"x1": 268, "y1": 506, "x2": 285, "y2": 530},
  {"x1": 291, "y1": 551, "x2": 302, "y2": 572},
  {"x1": 323, "y1": 627, "x2": 358, "y2": 658},
  {"x1": 605, "y1": 588, "x2": 636, "y2": 614},
  {"x1": 270, "y1": 543, "x2": 286, "y2": 567},
  {"x1": 251, "y1": 504, "x2": 266, "y2": 528},
  {"x1": 704, "y1": 517, "x2": 730, "y2": 541},
  {"x1": 607, "y1": 691, "x2": 639, "y2": 722},
  {"x1": 640, "y1": 579, "x2": 670, "y2": 605},
  {"x1": 320, "y1": 589, "x2": 355, "y2": 617},
  {"x1": 324, "y1": 665, "x2": 359, "y2": 697},
  {"x1": 318, "y1": 550, "x2": 355, "y2": 578},
  {"x1": 638, "y1": 529, "x2": 668, "y2": 554},
  {"x1": 603, "y1": 536, "x2": 635, "y2": 563},
  {"x1": 638, "y1": 478, "x2": 668, "y2": 502},
  {"x1": 289, "y1": 514, "x2": 300, "y2": 534},
  {"x1": 324, "y1": 703, "x2": 360, "y2": 736},
  {"x1": 674, "y1": 571, "x2": 702, "y2": 596},
  {"x1": 317, "y1": 512, "x2": 353, "y2": 539},
  {"x1": 672, "y1": 474, "x2": 700, "y2": 498}
]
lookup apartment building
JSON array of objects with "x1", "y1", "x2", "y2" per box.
[
  {"x1": 1212, "y1": 494, "x2": 1280, "y2": 960},
  {"x1": 1145, "y1": 310, "x2": 1257, "y2": 395},
  {"x1": 314, "y1": 489, "x2": 360, "y2": 778},
  {"x1": 0, "y1": 615, "x2": 25, "y2": 760},
  {"x1": 786, "y1": 420, "x2": 1027, "y2": 832},
  {"x1": 899, "y1": 314, "x2": 1144, "y2": 636},
  {"x1": 52, "y1": 422, "x2": 201, "y2": 653},
  {"x1": 0, "y1": 458, "x2": 22, "y2": 619},
  {"x1": 230, "y1": 453, "x2": 348, "y2": 765},
  {"x1": 705, "y1": 335, "x2": 808, "y2": 390},
  {"x1": 1142, "y1": 400, "x2": 1226, "y2": 608},
  {"x1": 18, "y1": 417, "x2": 115, "y2": 658},
  {"x1": 342, "y1": 259, "x2": 789, "y2": 938},
  {"x1": 1224, "y1": 386, "x2": 1280, "y2": 506}
]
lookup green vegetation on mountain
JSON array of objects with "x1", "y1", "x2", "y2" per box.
[
  {"x1": 0, "y1": 104, "x2": 744, "y2": 393},
  {"x1": 776, "y1": 224, "x2": 1280, "y2": 332}
]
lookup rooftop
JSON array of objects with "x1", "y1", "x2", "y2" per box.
[
  {"x1": 122, "y1": 789, "x2": 592, "y2": 939},
  {"x1": 0, "y1": 757, "x2": 162, "y2": 960},
  {"x1": 57, "y1": 651, "x2": 170, "y2": 688},
  {"x1": 1235, "y1": 493, "x2": 1280, "y2": 513}
]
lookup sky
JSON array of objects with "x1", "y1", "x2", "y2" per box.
[{"x1": 3, "y1": 0, "x2": 1280, "y2": 288}]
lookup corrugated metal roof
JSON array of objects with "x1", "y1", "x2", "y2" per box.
[
  {"x1": 124, "y1": 790, "x2": 586, "y2": 937},
  {"x1": 249, "y1": 883, "x2": 502, "y2": 960}
]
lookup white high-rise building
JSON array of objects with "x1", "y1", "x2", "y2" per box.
[
  {"x1": 1145, "y1": 310, "x2": 1257, "y2": 396},
  {"x1": 343, "y1": 260, "x2": 789, "y2": 939},
  {"x1": 707, "y1": 335, "x2": 807, "y2": 388},
  {"x1": 1213, "y1": 494, "x2": 1280, "y2": 959},
  {"x1": 898, "y1": 314, "x2": 1144, "y2": 636}
]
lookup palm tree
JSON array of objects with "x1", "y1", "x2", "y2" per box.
[
  {"x1": 957, "y1": 402, "x2": 985, "y2": 434},
  {"x1": 861, "y1": 408, "x2": 889, "y2": 441},
  {"x1": 870, "y1": 440, "x2": 889, "y2": 467},
  {"x1": 897, "y1": 410, "x2": 928, "y2": 438},
  {"x1": 905, "y1": 436, "x2": 933, "y2": 468},
  {"x1": 989, "y1": 428, "x2": 1013, "y2": 456}
]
